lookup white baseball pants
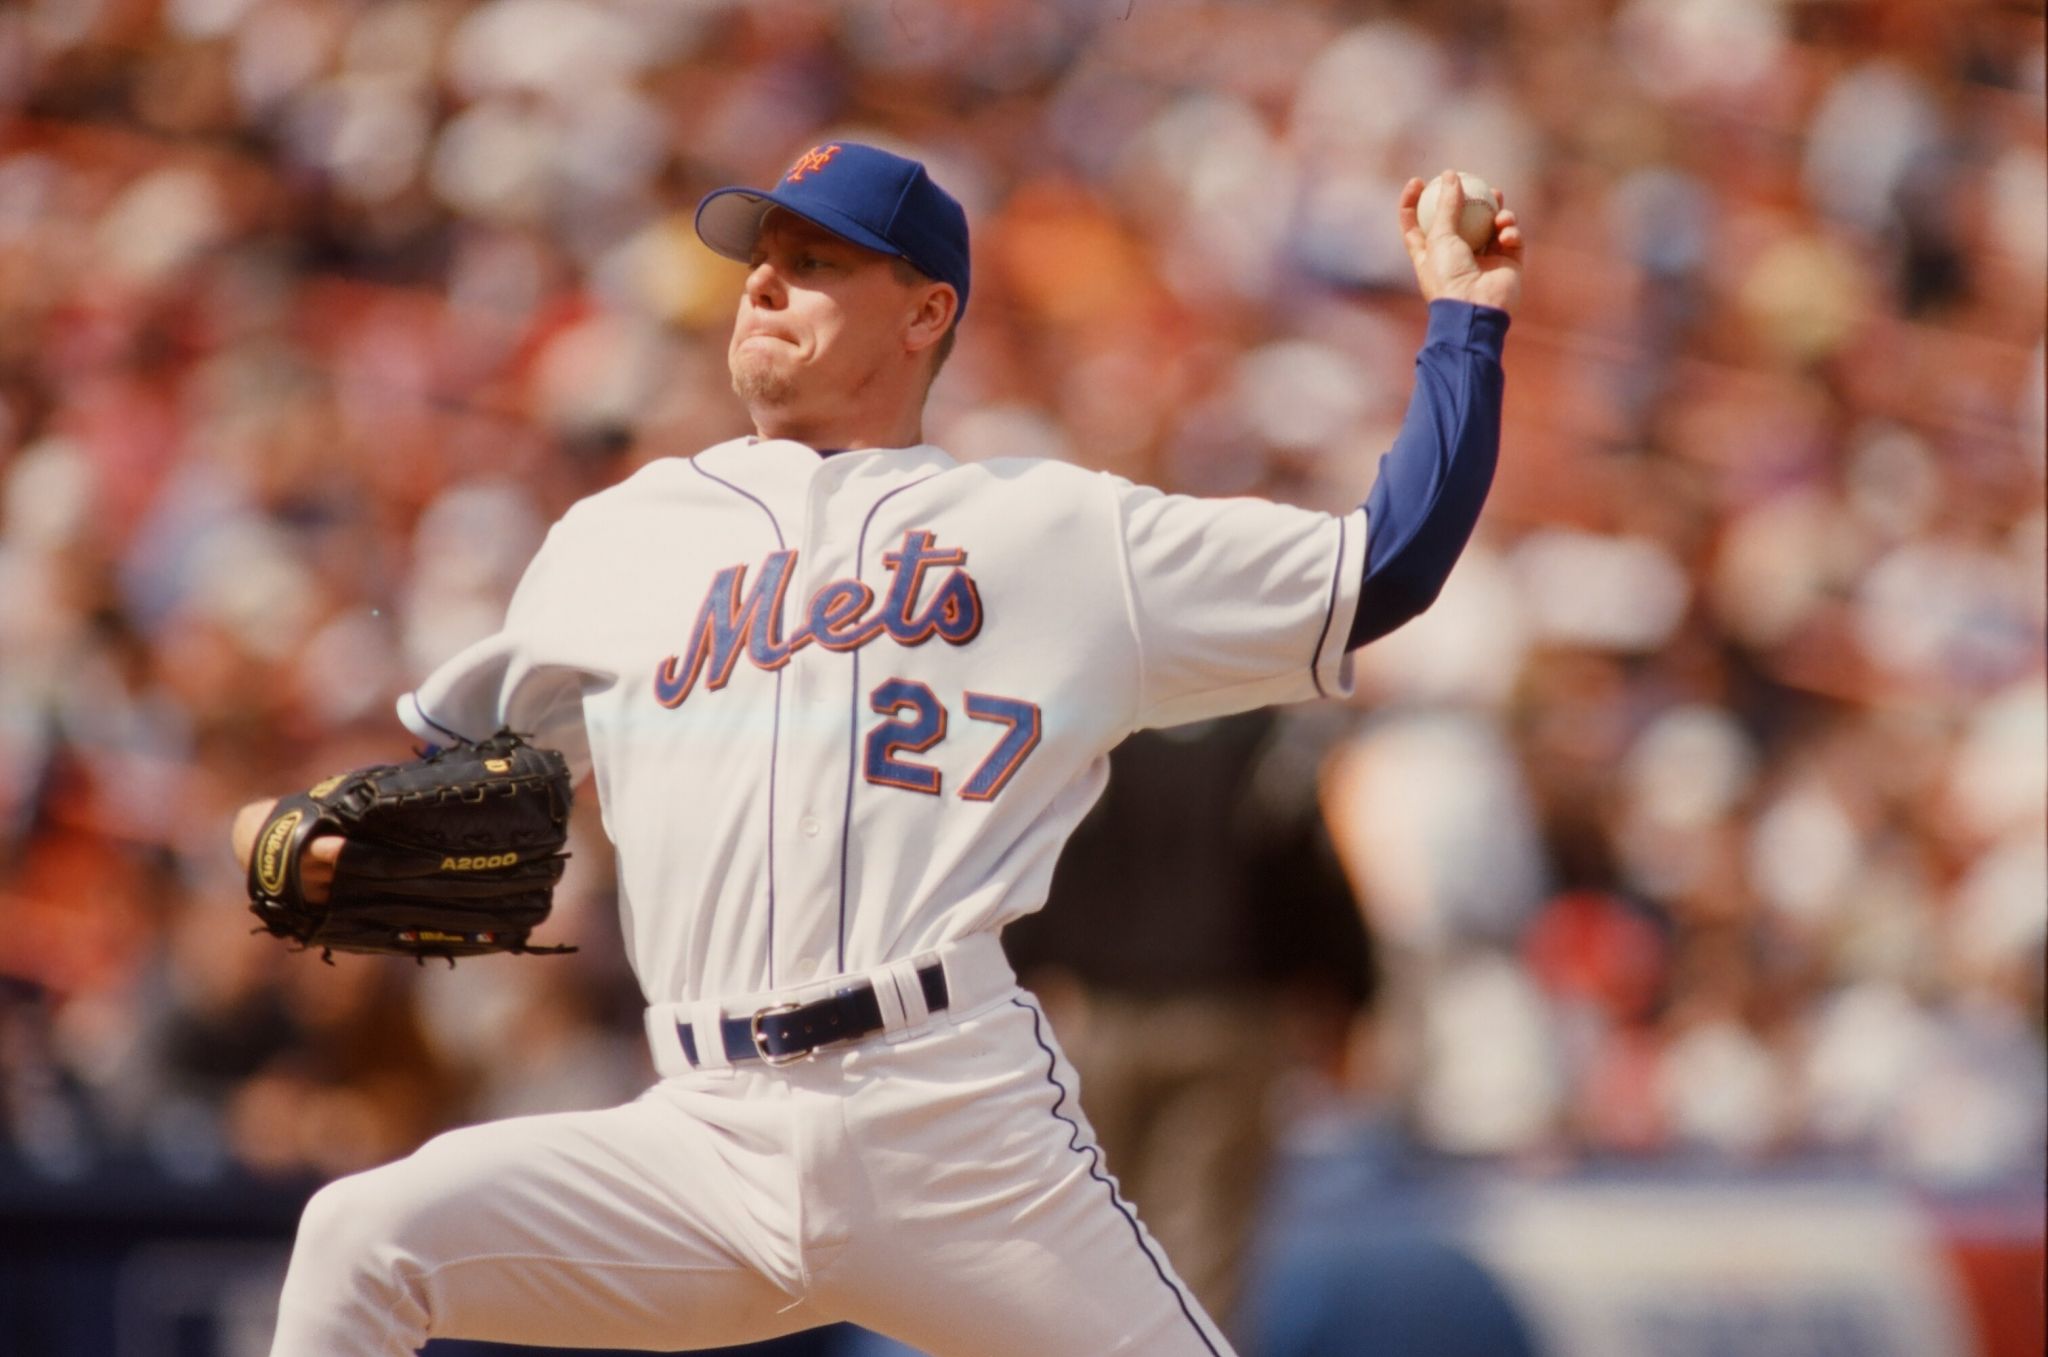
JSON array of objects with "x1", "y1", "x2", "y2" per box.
[{"x1": 269, "y1": 945, "x2": 1236, "y2": 1355}]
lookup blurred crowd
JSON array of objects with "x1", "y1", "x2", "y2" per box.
[{"x1": 0, "y1": 0, "x2": 2040, "y2": 1202}]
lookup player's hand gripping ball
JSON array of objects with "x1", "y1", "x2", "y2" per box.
[
  {"x1": 246, "y1": 732, "x2": 578, "y2": 964},
  {"x1": 1416, "y1": 171, "x2": 1498, "y2": 253},
  {"x1": 1401, "y1": 169, "x2": 1522, "y2": 314}
]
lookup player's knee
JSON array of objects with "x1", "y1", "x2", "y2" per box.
[
  {"x1": 277, "y1": 1165, "x2": 441, "y2": 1342},
  {"x1": 293, "y1": 1165, "x2": 417, "y2": 1278}
]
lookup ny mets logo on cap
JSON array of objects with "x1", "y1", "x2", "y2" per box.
[
  {"x1": 696, "y1": 141, "x2": 973, "y2": 318},
  {"x1": 785, "y1": 145, "x2": 841, "y2": 183}
]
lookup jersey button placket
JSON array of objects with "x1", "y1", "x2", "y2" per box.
[
  {"x1": 763, "y1": 476, "x2": 819, "y2": 994},
  {"x1": 771, "y1": 466, "x2": 856, "y2": 987}
]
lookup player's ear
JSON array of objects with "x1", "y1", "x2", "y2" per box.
[{"x1": 904, "y1": 282, "x2": 957, "y2": 357}]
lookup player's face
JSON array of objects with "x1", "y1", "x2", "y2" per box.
[{"x1": 729, "y1": 212, "x2": 924, "y2": 425}]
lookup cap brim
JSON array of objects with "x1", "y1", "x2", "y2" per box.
[{"x1": 694, "y1": 187, "x2": 903, "y2": 265}]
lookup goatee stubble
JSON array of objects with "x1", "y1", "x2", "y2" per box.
[{"x1": 731, "y1": 350, "x2": 796, "y2": 407}]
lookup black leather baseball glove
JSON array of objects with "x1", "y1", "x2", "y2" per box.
[{"x1": 246, "y1": 731, "x2": 577, "y2": 963}]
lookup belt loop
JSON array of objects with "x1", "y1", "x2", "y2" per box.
[
  {"x1": 884, "y1": 957, "x2": 931, "y2": 1030},
  {"x1": 941, "y1": 932, "x2": 1011, "y2": 1007},
  {"x1": 688, "y1": 999, "x2": 731, "y2": 1070},
  {"x1": 644, "y1": 1004, "x2": 687, "y2": 1077},
  {"x1": 872, "y1": 962, "x2": 911, "y2": 1033}
]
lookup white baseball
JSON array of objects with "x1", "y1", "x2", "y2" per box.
[{"x1": 1417, "y1": 172, "x2": 1498, "y2": 253}]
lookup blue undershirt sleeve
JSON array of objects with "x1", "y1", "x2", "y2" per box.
[{"x1": 1347, "y1": 298, "x2": 1509, "y2": 650}]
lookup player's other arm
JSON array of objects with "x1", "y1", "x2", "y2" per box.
[
  {"x1": 228, "y1": 517, "x2": 592, "y2": 908},
  {"x1": 1347, "y1": 172, "x2": 1524, "y2": 649}
]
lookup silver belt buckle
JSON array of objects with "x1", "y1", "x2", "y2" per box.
[{"x1": 749, "y1": 1001, "x2": 811, "y2": 1066}]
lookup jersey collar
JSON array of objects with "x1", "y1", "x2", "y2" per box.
[{"x1": 696, "y1": 436, "x2": 957, "y2": 488}]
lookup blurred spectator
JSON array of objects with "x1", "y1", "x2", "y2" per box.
[{"x1": 1004, "y1": 707, "x2": 1372, "y2": 1334}]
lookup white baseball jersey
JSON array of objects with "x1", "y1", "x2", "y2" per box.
[{"x1": 400, "y1": 435, "x2": 1365, "y2": 1007}]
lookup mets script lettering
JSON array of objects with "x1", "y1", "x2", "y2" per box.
[{"x1": 655, "y1": 530, "x2": 982, "y2": 707}]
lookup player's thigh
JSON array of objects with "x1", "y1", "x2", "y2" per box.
[
  {"x1": 850, "y1": 1194, "x2": 1230, "y2": 1357},
  {"x1": 292, "y1": 1091, "x2": 803, "y2": 1350},
  {"x1": 826, "y1": 998, "x2": 1236, "y2": 1357}
]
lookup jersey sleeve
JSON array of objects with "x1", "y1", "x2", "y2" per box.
[
  {"x1": 395, "y1": 524, "x2": 597, "y2": 779},
  {"x1": 1351, "y1": 300, "x2": 1507, "y2": 647},
  {"x1": 1109, "y1": 480, "x2": 1367, "y2": 730}
]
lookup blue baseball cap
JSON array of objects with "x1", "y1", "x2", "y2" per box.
[{"x1": 695, "y1": 142, "x2": 971, "y2": 320}]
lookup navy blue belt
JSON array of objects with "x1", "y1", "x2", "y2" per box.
[{"x1": 679, "y1": 960, "x2": 951, "y2": 1067}]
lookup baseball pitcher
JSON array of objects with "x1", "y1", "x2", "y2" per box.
[{"x1": 231, "y1": 145, "x2": 1522, "y2": 1355}]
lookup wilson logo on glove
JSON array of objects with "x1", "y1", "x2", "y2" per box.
[{"x1": 256, "y1": 810, "x2": 303, "y2": 897}]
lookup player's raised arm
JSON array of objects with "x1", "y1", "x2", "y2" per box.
[
  {"x1": 1399, "y1": 169, "x2": 1524, "y2": 313},
  {"x1": 1346, "y1": 171, "x2": 1522, "y2": 649}
]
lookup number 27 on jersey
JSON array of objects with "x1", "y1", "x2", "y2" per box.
[{"x1": 865, "y1": 682, "x2": 1039, "y2": 801}]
